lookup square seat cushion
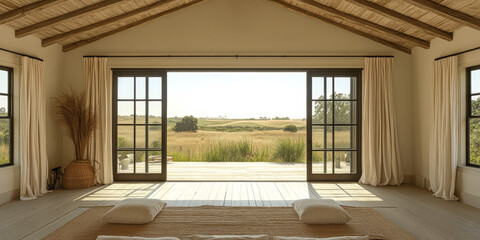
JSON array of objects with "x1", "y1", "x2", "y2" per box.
[
  {"x1": 292, "y1": 199, "x2": 351, "y2": 224},
  {"x1": 97, "y1": 237, "x2": 179, "y2": 240},
  {"x1": 185, "y1": 235, "x2": 270, "y2": 240},
  {"x1": 273, "y1": 236, "x2": 369, "y2": 240},
  {"x1": 103, "y1": 199, "x2": 167, "y2": 224}
]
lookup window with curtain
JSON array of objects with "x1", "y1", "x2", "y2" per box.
[
  {"x1": 0, "y1": 66, "x2": 13, "y2": 167},
  {"x1": 467, "y1": 65, "x2": 480, "y2": 168}
]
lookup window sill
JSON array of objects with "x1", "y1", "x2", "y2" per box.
[
  {"x1": 458, "y1": 165, "x2": 480, "y2": 176},
  {"x1": 0, "y1": 164, "x2": 19, "y2": 172}
]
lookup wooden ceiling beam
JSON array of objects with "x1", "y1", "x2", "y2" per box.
[
  {"x1": 344, "y1": 0, "x2": 452, "y2": 41},
  {"x1": 42, "y1": 0, "x2": 178, "y2": 47},
  {"x1": 15, "y1": 0, "x2": 124, "y2": 38},
  {"x1": 0, "y1": 0, "x2": 63, "y2": 24},
  {"x1": 269, "y1": 0, "x2": 411, "y2": 54},
  {"x1": 404, "y1": 0, "x2": 480, "y2": 31},
  {"x1": 62, "y1": 0, "x2": 205, "y2": 52},
  {"x1": 297, "y1": 0, "x2": 429, "y2": 49}
]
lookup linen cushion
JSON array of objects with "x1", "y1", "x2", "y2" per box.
[
  {"x1": 103, "y1": 199, "x2": 167, "y2": 224},
  {"x1": 273, "y1": 236, "x2": 369, "y2": 240},
  {"x1": 292, "y1": 199, "x2": 351, "y2": 224},
  {"x1": 186, "y1": 235, "x2": 269, "y2": 240},
  {"x1": 96, "y1": 236, "x2": 179, "y2": 240}
]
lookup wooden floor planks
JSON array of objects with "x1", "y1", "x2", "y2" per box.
[{"x1": 0, "y1": 182, "x2": 479, "y2": 240}]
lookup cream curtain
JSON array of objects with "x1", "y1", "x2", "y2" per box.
[
  {"x1": 359, "y1": 57, "x2": 404, "y2": 186},
  {"x1": 84, "y1": 57, "x2": 113, "y2": 185},
  {"x1": 429, "y1": 56, "x2": 459, "y2": 200},
  {"x1": 19, "y1": 57, "x2": 49, "y2": 200}
]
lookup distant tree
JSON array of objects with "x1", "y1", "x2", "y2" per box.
[
  {"x1": 313, "y1": 93, "x2": 351, "y2": 125},
  {"x1": 283, "y1": 124, "x2": 298, "y2": 132},
  {"x1": 172, "y1": 115, "x2": 198, "y2": 132}
]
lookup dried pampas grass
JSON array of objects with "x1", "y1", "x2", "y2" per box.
[{"x1": 55, "y1": 88, "x2": 96, "y2": 161}]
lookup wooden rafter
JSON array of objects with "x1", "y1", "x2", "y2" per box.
[
  {"x1": 62, "y1": 0, "x2": 205, "y2": 52},
  {"x1": 15, "y1": 0, "x2": 124, "y2": 38},
  {"x1": 42, "y1": 0, "x2": 178, "y2": 47},
  {"x1": 297, "y1": 0, "x2": 429, "y2": 49},
  {"x1": 344, "y1": 0, "x2": 452, "y2": 41},
  {"x1": 404, "y1": 0, "x2": 480, "y2": 31},
  {"x1": 0, "y1": 0, "x2": 63, "y2": 25},
  {"x1": 269, "y1": 0, "x2": 411, "y2": 54}
]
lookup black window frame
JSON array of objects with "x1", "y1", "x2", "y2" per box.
[
  {"x1": 307, "y1": 69, "x2": 362, "y2": 181},
  {"x1": 466, "y1": 65, "x2": 480, "y2": 168},
  {"x1": 0, "y1": 65, "x2": 13, "y2": 168},
  {"x1": 112, "y1": 69, "x2": 167, "y2": 181}
]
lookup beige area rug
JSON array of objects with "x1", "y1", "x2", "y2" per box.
[{"x1": 44, "y1": 206, "x2": 414, "y2": 240}]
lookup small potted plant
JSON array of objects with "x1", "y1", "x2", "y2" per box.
[
  {"x1": 119, "y1": 153, "x2": 130, "y2": 170},
  {"x1": 55, "y1": 89, "x2": 96, "y2": 189}
]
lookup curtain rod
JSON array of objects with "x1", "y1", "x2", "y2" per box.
[
  {"x1": 435, "y1": 46, "x2": 480, "y2": 61},
  {"x1": 83, "y1": 54, "x2": 394, "y2": 58},
  {"x1": 0, "y1": 48, "x2": 43, "y2": 62}
]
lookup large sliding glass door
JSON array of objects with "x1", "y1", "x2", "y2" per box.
[
  {"x1": 113, "y1": 70, "x2": 167, "y2": 181},
  {"x1": 111, "y1": 68, "x2": 361, "y2": 182},
  {"x1": 307, "y1": 70, "x2": 362, "y2": 181}
]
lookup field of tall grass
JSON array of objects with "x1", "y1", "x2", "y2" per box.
[{"x1": 117, "y1": 118, "x2": 352, "y2": 163}]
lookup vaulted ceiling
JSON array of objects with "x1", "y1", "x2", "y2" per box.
[{"x1": 0, "y1": 0, "x2": 479, "y2": 54}]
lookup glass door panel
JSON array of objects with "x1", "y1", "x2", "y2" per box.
[
  {"x1": 307, "y1": 70, "x2": 361, "y2": 181},
  {"x1": 113, "y1": 70, "x2": 167, "y2": 181}
]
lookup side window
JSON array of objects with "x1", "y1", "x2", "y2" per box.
[
  {"x1": 467, "y1": 66, "x2": 480, "y2": 168},
  {"x1": 0, "y1": 66, "x2": 13, "y2": 167}
]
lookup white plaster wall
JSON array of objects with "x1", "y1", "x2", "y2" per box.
[
  {"x1": 412, "y1": 26, "x2": 480, "y2": 207},
  {"x1": 0, "y1": 25, "x2": 63, "y2": 204},
  {"x1": 60, "y1": 0, "x2": 414, "y2": 178}
]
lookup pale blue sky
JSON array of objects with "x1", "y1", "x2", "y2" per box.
[
  {"x1": 168, "y1": 72, "x2": 307, "y2": 119},
  {"x1": 0, "y1": 70, "x2": 9, "y2": 114},
  {"x1": 472, "y1": 69, "x2": 480, "y2": 93},
  {"x1": 117, "y1": 72, "x2": 362, "y2": 119}
]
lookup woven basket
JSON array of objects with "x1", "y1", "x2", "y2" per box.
[{"x1": 63, "y1": 160, "x2": 95, "y2": 189}]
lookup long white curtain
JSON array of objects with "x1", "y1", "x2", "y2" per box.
[
  {"x1": 84, "y1": 57, "x2": 113, "y2": 185},
  {"x1": 429, "y1": 56, "x2": 459, "y2": 200},
  {"x1": 359, "y1": 57, "x2": 404, "y2": 186},
  {"x1": 20, "y1": 57, "x2": 49, "y2": 200}
]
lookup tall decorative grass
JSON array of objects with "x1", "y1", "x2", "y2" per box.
[
  {"x1": 203, "y1": 139, "x2": 256, "y2": 162},
  {"x1": 272, "y1": 138, "x2": 305, "y2": 163},
  {"x1": 55, "y1": 89, "x2": 96, "y2": 161}
]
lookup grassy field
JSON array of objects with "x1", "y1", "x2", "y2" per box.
[{"x1": 117, "y1": 117, "x2": 352, "y2": 163}]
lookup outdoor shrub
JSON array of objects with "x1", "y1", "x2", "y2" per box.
[
  {"x1": 203, "y1": 139, "x2": 254, "y2": 162},
  {"x1": 272, "y1": 138, "x2": 305, "y2": 163},
  {"x1": 135, "y1": 152, "x2": 145, "y2": 162},
  {"x1": 117, "y1": 137, "x2": 132, "y2": 148},
  {"x1": 172, "y1": 115, "x2": 198, "y2": 132},
  {"x1": 283, "y1": 124, "x2": 298, "y2": 132}
]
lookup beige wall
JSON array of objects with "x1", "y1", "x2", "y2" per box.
[
  {"x1": 0, "y1": 25, "x2": 63, "y2": 204},
  {"x1": 412, "y1": 26, "x2": 480, "y2": 207},
  {"x1": 0, "y1": 0, "x2": 416, "y2": 205},
  {"x1": 60, "y1": 0, "x2": 414, "y2": 176}
]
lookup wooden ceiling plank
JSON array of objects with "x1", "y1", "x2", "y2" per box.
[
  {"x1": 297, "y1": 0, "x2": 429, "y2": 49},
  {"x1": 15, "y1": 0, "x2": 124, "y2": 38},
  {"x1": 268, "y1": 0, "x2": 411, "y2": 54},
  {"x1": 404, "y1": 0, "x2": 480, "y2": 31},
  {"x1": 62, "y1": 0, "x2": 205, "y2": 52},
  {"x1": 344, "y1": 0, "x2": 452, "y2": 41},
  {"x1": 43, "y1": 0, "x2": 178, "y2": 47},
  {"x1": 0, "y1": 0, "x2": 63, "y2": 24}
]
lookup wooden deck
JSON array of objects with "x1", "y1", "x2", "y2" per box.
[
  {"x1": 117, "y1": 162, "x2": 355, "y2": 181},
  {"x1": 167, "y1": 162, "x2": 307, "y2": 181}
]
